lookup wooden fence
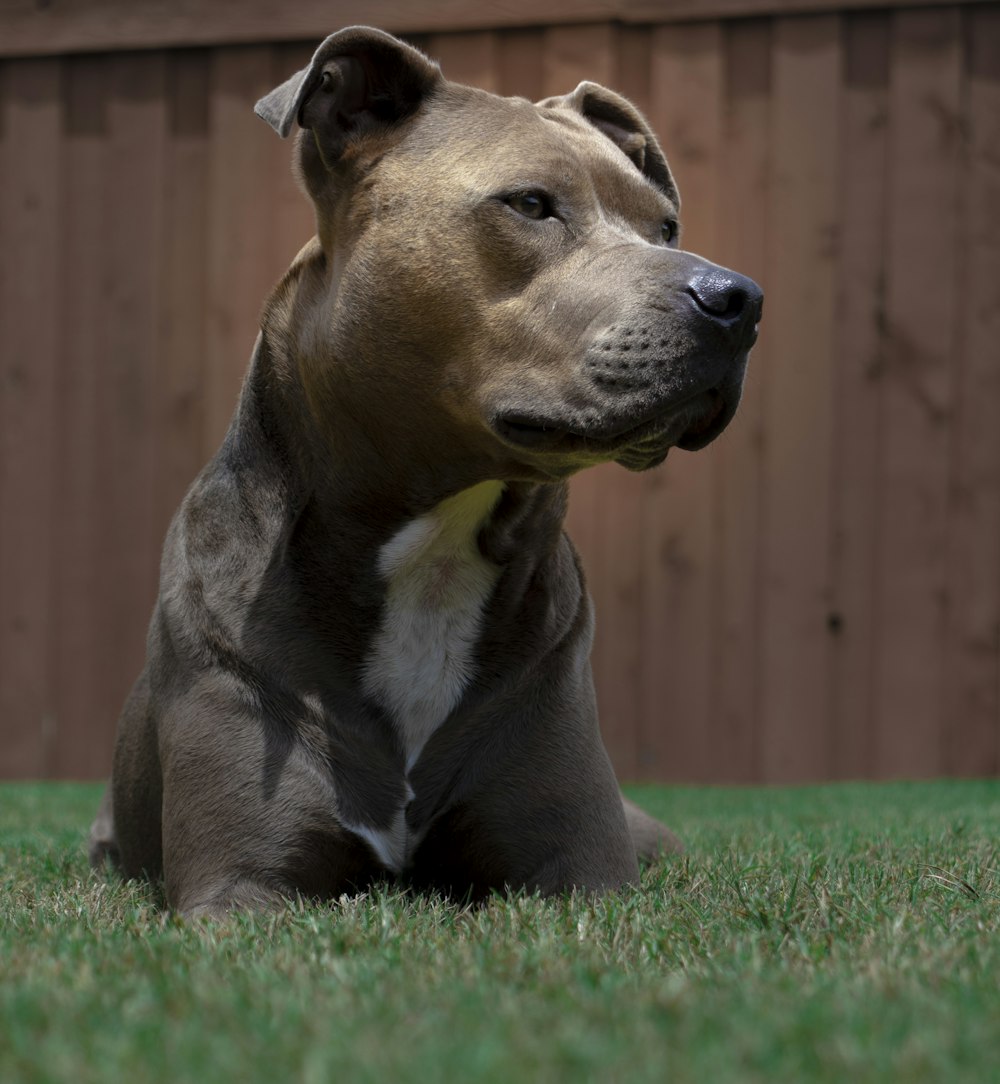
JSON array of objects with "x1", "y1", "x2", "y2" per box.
[{"x1": 1, "y1": 1, "x2": 998, "y2": 782}]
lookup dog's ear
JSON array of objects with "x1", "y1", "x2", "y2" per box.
[
  {"x1": 255, "y1": 26, "x2": 441, "y2": 165},
  {"x1": 538, "y1": 82, "x2": 678, "y2": 207}
]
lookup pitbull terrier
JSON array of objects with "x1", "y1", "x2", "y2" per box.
[{"x1": 89, "y1": 27, "x2": 762, "y2": 916}]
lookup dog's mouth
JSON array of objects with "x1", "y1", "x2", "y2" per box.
[
  {"x1": 495, "y1": 387, "x2": 733, "y2": 465},
  {"x1": 674, "y1": 387, "x2": 732, "y2": 450}
]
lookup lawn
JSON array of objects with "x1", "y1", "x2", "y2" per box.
[{"x1": 2, "y1": 780, "x2": 999, "y2": 1083}]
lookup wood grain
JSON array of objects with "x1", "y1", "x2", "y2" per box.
[
  {"x1": 874, "y1": 9, "x2": 962, "y2": 777},
  {"x1": 828, "y1": 12, "x2": 891, "y2": 779},
  {"x1": 0, "y1": 60, "x2": 61, "y2": 777},
  {"x1": 88, "y1": 53, "x2": 169, "y2": 778},
  {"x1": 711, "y1": 18, "x2": 772, "y2": 783},
  {"x1": 759, "y1": 16, "x2": 841, "y2": 782},
  {"x1": 942, "y1": 6, "x2": 1000, "y2": 776},
  {"x1": 49, "y1": 56, "x2": 110, "y2": 778}
]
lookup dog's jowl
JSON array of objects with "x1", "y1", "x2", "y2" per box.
[{"x1": 89, "y1": 27, "x2": 762, "y2": 915}]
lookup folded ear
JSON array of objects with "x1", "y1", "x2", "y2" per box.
[
  {"x1": 538, "y1": 81, "x2": 678, "y2": 207},
  {"x1": 255, "y1": 26, "x2": 441, "y2": 164}
]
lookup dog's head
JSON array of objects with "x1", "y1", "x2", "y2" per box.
[{"x1": 257, "y1": 27, "x2": 762, "y2": 481}]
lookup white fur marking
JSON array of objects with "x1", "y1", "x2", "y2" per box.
[
  {"x1": 342, "y1": 807, "x2": 409, "y2": 873},
  {"x1": 363, "y1": 481, "x2": 504, "y2": 770}
]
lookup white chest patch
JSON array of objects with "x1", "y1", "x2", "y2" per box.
[{"x1": 363, "y1": 480, "x2": 505, "y2": 773}]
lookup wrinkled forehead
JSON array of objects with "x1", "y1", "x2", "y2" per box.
[{"x1": 389, "y1": 84, "x2": 679, "y2": 219}]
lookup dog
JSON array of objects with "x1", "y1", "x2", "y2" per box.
[{"x1": 88, "y1": 26, "x2": 762, "y2": 916}]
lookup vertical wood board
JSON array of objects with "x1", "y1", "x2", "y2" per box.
[
  {"x1": 759, "y1": 16, "x2": 841, "y2": 781},
  {"x1": 874, "y1": 8, "x2": 962, "y2": 776},
  {"x1": 943, "y1": 5, "x2": 1000, "y2": 775},
  {"x1": 496, "y1": 28, "x2": 546, "y2": 100},
  {"x1": 828, "y1": 12, "x2": 891, "y2": 778},
  {"x1": 49, "y1": 56, "x2": 111, "y2": 778},
  {"x1": 711, "y1": 18, "x2": 773, "y2": 782},
  {"x1": 155, "y1": 49, "x2": 211, "y2": 539},
  {"x1": 89, "y1": 54, "x2": 169, "y2": 770},
  {"x1": 0, "y1": 60, "x2": 61, "y2": 777},
  {"x1": 426, "y1": 31, "x2": 499, "y2": 90}
]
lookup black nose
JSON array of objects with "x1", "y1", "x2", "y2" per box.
[{"x1": 686, "y1": 268, "x2": 763, "y2": 332}]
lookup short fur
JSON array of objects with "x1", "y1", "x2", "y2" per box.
[{"x1": 90, "y1": 27, "x2": 762, "y2": 915}]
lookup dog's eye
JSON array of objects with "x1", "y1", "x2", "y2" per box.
[
  {"x1": 661, "y1": 220, "x2": 678, "y2": 245},
  {"x1": 506, "y1": 191, "x2": 553, "y2": 220}
]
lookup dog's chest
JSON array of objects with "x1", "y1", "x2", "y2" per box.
[{"x1": 362, "y1": 481, "x2": 504, "y2": 773}]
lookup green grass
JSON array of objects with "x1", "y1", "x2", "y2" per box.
[{"x1": 3, "y1": 780, "x2": 1000, "y2": 1083}]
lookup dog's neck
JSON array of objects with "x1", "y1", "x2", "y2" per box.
[
  {"x1": 220, "y1": 312, "x2": 570, "y2": 602},
  {"x1": 209, "y1": 327, "x2": 572, "y2": 757}
]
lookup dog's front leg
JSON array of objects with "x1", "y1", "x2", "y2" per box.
[
  {"x1": 407, "y1": 705, "x2": 642, "y2": 900},
  {"x1": 154, "y1": 682, "x2": 382, "y2": 916}
]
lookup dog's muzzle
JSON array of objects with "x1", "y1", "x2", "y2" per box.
[{"x1": 497, "y1": 263, "x2": 763, "y2": 470}]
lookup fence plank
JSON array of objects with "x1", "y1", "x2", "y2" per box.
[
  {"x1": 759, "y1": 16, "x2": 841, "y2": 781},
  {"x1": 48, "y1": 57, "x2": 111, "y2": 778},
  {"x1": 496, "y1": 28, "x2": 546, "y2": 100},
  {"x1": 542, "y1": 23, "x2": 617, "y2": 94},
  {"x1": 83, "y1": 54, "x2": 170, "y2": 778},
  {"x1": 711, "y1": 18, "x2": 772, "y2": 782},
  {"x1": 427, "y1": 31, "x2": 499, "y2": 91},
  {"x1": 943, "y1": 5, "x2": 1000, "y2": 776},
  {"x1": 0, "y1": 60, "x2": 61, "y2": 777},
  {"x1": 204, "y1": 47, "x2": 282, "y2": 454},
  {"x1": 828, "y1": 12, "x2": 891, "y2": 778},
  {"x1": 639, "y1": 23, "x2": 725, "y2": 782},
  {"x1": 874, "y1": 9, "x2": 962, "y2": 777},
  {"x1": 616, "y1": 25, "x2": 651, "y2": 112},
  {"x1": 155, "y1": 49, "x2": 210, "y2": 531}
]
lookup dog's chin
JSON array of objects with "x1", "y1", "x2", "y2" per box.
[
  {"x1": 613, "y1": 391, "x2": 733, "y2": 470},
  {"x1": 613, "y1": 443, "x2": 671, "y2": 473},
  {"x1": 496, "y1": 386, "x2": 736, "y2": 472}
]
